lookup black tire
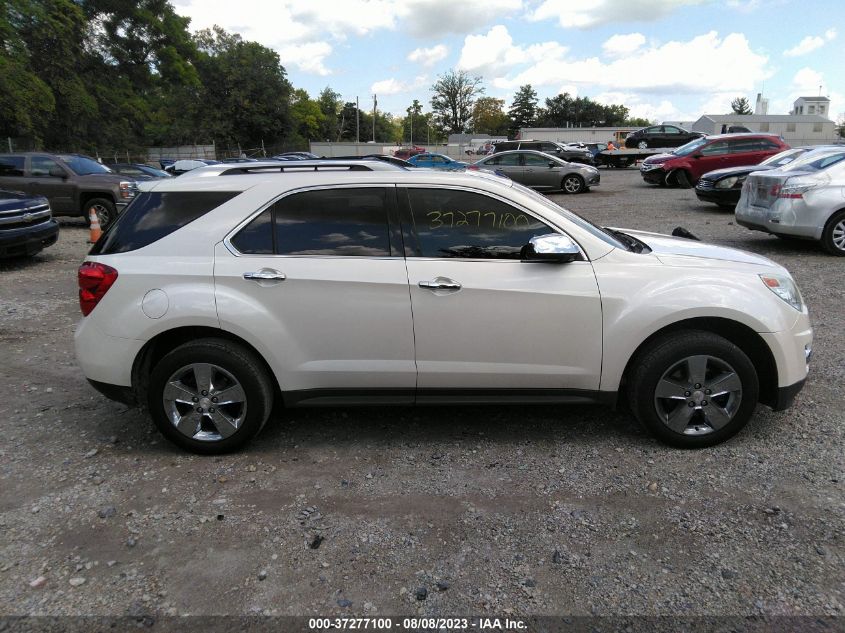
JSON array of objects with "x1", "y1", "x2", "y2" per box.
[
  {"x1": 627, "y1": 330, "x2": 759, "y2": 448},
  {"x1": 672, "y1": 169, "x2": 693, "y2": 189},
  {"x1": 821, "y1": 209, "x2": 845, "y2": 256},
  {"x1": 147, "y1": 338, "x2": 274, "y2": 454},
  {"x1": 562, "y1": 174, "x2": 585, "y2": 194},
  {"x1": 84, "y1": 197, "x2": 117, "y2": 229}
]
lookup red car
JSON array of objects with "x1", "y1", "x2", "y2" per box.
[
  {"x1": 639, "y1": 133, "x2": 789, "y2": 187},
  {"x1": 393, "y1": 146, "x2": 425, "y2": 159}
]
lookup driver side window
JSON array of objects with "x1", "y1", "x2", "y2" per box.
[{"x1": 404, "y1": 188, "x2": 553, "y2": 260}]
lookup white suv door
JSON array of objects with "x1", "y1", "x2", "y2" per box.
[
  {"x1": 400, "y1": 186, "x2": 603, "y2": 393},
  {"x1": 214, "y1": 185, "x2": 416, "y2": 402}
]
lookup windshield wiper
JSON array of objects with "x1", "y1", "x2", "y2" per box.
[{"x1": 605, "y1": 228, "x2": 647, "y2": 253}]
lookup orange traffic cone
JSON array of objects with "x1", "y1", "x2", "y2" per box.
[{"x1": 88, "y1": 207, "x2": 102, "y2": 243}]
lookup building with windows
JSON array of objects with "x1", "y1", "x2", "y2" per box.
[
  {"x1": 690, "y1": 114, "x2": 836, "y2": 145},
  {"x1": 793, "y1": 96, "x2": 830, "y2": 117}
]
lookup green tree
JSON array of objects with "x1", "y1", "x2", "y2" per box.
[
  {"x1": 317, "y1": 87, "x2": 342, "y2": 141},
  {"x1": 405, "y1": 99, "x2": 423, "y2": 144},
  {"x1": 289, "y1": 88, "x2": 324, "y2": 145},
  {"x1": 471, "y1": 97, "x2": 508, "y2": 135},
  {"x1": 430, "y1": 69, "x2": 484, "y2": 135},
  {"x1": 508, "y1": 85, "x2": 538, "y2": 137},
  {"x1": 731, "y1": 97, "x2": 752, "y2": 115}
]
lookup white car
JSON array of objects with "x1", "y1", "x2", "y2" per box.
[{"x1": 75, "y1": 161, "x2": 812, "y2": 453}]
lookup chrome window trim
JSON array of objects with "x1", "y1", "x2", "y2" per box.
[{"x1": 222, "y1": 183, "x2": 397, "y2": 259}]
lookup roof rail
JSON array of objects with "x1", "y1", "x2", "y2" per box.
[{"x1": 220, "y1": 163, "x2": 377, "y2": 176}]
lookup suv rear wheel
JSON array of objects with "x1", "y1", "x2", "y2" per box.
[
  {"x1": 627, "y1": 330, "x2": 759, "y2": 448},
  {"x1": 147, "y1": 338, "x2": 274, "y2": 454},
  {"x1": 84, "y1": 197, "x2": 116, "y2": 229}
]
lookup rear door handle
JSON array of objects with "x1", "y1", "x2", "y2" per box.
[
  {"x1": 243, "y1": 269, "x2": 286, "y2": 282},
  {"x1": 419, "y1": 278, "x2": 461, "y2": 291}
]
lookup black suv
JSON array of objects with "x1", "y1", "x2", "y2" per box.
[
  {"x1": 492, "y1": 140, "x2": 594, "y2": 164},
  {"x1": 0, "y1": 153, "x2": 138, "y2": 228},
  {"x1": 0, "y1": 189, "x2": 59, "y2": 258},
  {"x1": 624, "y1": 125, "x2": 703, "y2": 149}
]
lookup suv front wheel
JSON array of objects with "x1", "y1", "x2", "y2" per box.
[
  {"x1": 627, "y1": 330, "x2": 759, "y2": 448},
  {"x1": 147, "y1": 338, "x2": 274, "y2": 454}
]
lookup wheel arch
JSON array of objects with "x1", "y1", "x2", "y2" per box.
[
  {"x1": 79, "y1": 191, "x2": 116, "y2": 211},
  {"x1": 617, "y1": 316, "x2": 778, "y2": 409},
  {"x1": 131, "y1": 326, "x2": 283, "y2": 409}
]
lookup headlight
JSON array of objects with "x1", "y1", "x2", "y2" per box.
[
  {"x1": 118, "y1": 181, "x2": 138, "y2": 199},
  {"x1": 715, "y1": 176, "x2": 738, "y2": 189},
  {"x1": 760, "y1": 274, "x2": 804, "y2": 311}
]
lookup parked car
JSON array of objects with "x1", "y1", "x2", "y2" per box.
[
  {"x1": 735, "y1": 147, "x2": 845, "y2": 255},
  {"x1": 394, "y1": 146, "x2": 426, "y2": 159},
  {"x1": 323, "y1": 154, "x2": 415, "y2": 168},
  {"x1": 0, "y1": 190, "x2": 59, "y2": 258},
  {"x1": 472, "y1": 150, "x2": 599, "y2": 193},
  {"x1": 0, "y1": 153, "x2": 138, "y2": 228},
  {"x1": 109, "y1": 163, "x2": 172, "y2": 180},
  {"x1": 695, "y1": 147, "x2": 814, "y2": 209},
  {"x1": 165, "y1": 159, "x2": 221, "y2": 175},
  {"x1": 624, "y1": 125, "x2": 704, "y2": 149},
  {"x1": 406, "y1": 153, "x2": 468, "y2": 170},
  {"x1": 640, "y1": 134, "x2": 789, "y2": 188},
  {"x1": 493, "y1": 140, "x2": 593, "y2": 164},
  {"x1": 74, "y1": 162, "x2": 812, "y2": 453}
]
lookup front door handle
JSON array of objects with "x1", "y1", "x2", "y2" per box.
[
  {"x1": 243, "y1": 269, "x2": 286, "y2": 282},
  {"x1": 419, "y1": 277, "x2": 461, "y2": 291}
]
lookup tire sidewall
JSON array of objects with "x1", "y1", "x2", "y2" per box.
[
  {"x1": 147, "y1": 340, "x2": 273, "y2": 454},
  {"x1": 562, "y1": 175, "x2": 584, "y2": 194},
  {"x1": 822, "y1": 210, "x2": 845, "y2": 256},
  {"x1": 629, "y1": 332, "x2": 759, "y2": 448}
]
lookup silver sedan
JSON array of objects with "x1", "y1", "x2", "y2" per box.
[
  {"x1": 735, "y1": 147, "x2": 845, "y2": 255},
  {"x1": 472, "y1": 150, "x2": 600, "y2": 193}
]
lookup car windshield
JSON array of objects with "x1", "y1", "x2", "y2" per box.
[
  {"x1": 508, "y1": 180, "x2": 628, "y2": 250},
  {"x1": 671, "y1": 138, "x2": 708, "y2": 156},
  {"x1": 58, "y1": 154, "x2": 112, "y2": 175},
  {"x1": 779, "y1": 149, "x2": 845, "y2": 173},
  {"x1": 759, "y1": 148, "x2": 807, "y2": 167}
]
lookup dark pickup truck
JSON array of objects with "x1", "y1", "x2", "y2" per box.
[
  {"x1": 0, "y1": 190, "x2": 59, "y2": 258},
  {"x1": 0, "y1": 153, "x2": 138, "y2": 228}
]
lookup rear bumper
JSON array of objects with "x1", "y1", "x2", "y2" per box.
[
  {"x1": 0, "y1": 219, "x2": 59, "y2": 257},
  {"x1": 75, "y1": 316, "x2": 145, "y2": 387},
  {"x1": 87, "y1": 379, "x2": 137, "y2": 406}
]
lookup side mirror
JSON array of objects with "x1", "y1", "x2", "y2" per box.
[
  {"x1": 548, "y1": 161, "x2": 556, "y2": 168},
  {"x1": 49, "y1": 167, "x2": 67, "y2": 178},
  {"x1": 521, "y1": 233, "x2": 580, "y2": 263}
]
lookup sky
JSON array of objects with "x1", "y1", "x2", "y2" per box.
[{"x1": 170, "y1": 0, "x2": 844, "y2": 125}]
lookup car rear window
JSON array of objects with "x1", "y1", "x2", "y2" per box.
[{"x1": 90, "y1": 191, "x2": 239, "y2": 255}]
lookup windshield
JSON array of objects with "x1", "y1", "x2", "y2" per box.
[
  {"x1": 759, "y1": 148, "x2": 807, "y2": 167},
  {"x1": 780, "y1": 149, "x2": 845, "y2": 173},
  {"x1": 58, "y1": 154, "x2": 113, "y2": 175},
  {"x1": 672, "y1": 138, "x2": 708, "y2": 156},
  {"x1": 508, "y1": 180, "x2": 627, "y2": 250}
]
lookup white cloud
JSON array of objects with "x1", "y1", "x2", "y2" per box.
[
  {"x1": 602, "y1": 33, "x2": 646, "y2": 57},
  {"x1": 371, "y1": 75, "x2": 428, "y2": 96},
  {"x1": 527, "y1": 0, "x2": 708, "y2": 29},
  {"x1": 494, "y1": 30, "x2": 770, "y2": 96},
  {"x1": 407, "y1": 44, "x2": 448, "y2": 67},
  {"x1": 277, "y1": 42, "x2": 333, "y2": 76},
  {"x1": 792, "y1": 67, "x2": 825, "y2": 93},
  {"x1": 401, "y1": 0, "x2": 523, "y2": 37},
  {"x1": 783, "y1": 29, "x2": 837, "y2": 57},
  {"x1": 457, "y1": 25, "x2": 567, "y2": 77}
]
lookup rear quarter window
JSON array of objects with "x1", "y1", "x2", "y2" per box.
[{"x1": 90, "y1": 191, "x2": 239, "y2": 254}]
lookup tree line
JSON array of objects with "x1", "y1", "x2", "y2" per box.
[{"x1": 1, "y1": 0, "x2": 652, "y2": 155}]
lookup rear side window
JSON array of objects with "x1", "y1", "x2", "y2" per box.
[
  {"x1": 90, "y1": 191, "x2": 238, "y2": 254},
  {"x1": 0, "y1": 155, "x2": 24, "y2": 176},
  {"x1": 230, "y1": 187, "x2": 391, "y2": 257}
]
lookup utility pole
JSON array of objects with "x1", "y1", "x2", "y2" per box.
[
  {"x1": 356, "y1": 96, "x2": 360, "y2": 143},
  {"x1": 372, "y1": 94, "x2": 377, "y2": 143}
]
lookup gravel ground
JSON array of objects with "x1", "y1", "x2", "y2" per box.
[{"x1": 0, "y1": 168, "x2": 842, "y2": 619}]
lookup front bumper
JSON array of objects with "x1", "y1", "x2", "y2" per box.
[
  {"x1": 695, "y1": 186, "x2": 741, "y2": 206},
  {"x1": 641, "y1": 168, "x2": 666, "y2": 184},
  {"x1": 586, "y1": 172, "x2": 601, "y2": 186},
  {"x1": 759, "y1": 311, "x2": 812, "y2": 409},
  {"x1": 0, "y1": 219, "x2": 59, "y2": 258},
  {"x1": 773, "y1": 378, "x2": 806, "y2": 411}
]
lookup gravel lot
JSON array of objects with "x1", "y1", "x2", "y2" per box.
[{"x1": 0, "y1": 168, "x2": 842, "y2": 620}]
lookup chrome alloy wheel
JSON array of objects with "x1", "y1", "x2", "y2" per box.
[
  {"x1": 163, "y1": 363, "x2": 247, "y2": 442},
  {"x1": 92, "y1": 203, "x2": 112, "y2": 227},
  {"x1": 563, "y1": 175, "x2": 583, "y2": 193},
  {"x1": 832, "y1": 218, "x2": 845, "y2": 252},
  {"x1": 653, "y1": 355, "x2": 742, "y2": 436}
]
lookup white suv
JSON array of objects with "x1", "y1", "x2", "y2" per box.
[{"x1": 75, "y1": 160, "x2": 812, "y2": 453}]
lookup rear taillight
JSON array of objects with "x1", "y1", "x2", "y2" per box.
[{"x1": 78, "y1": 262, "x2": 118, "y2": 316}]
